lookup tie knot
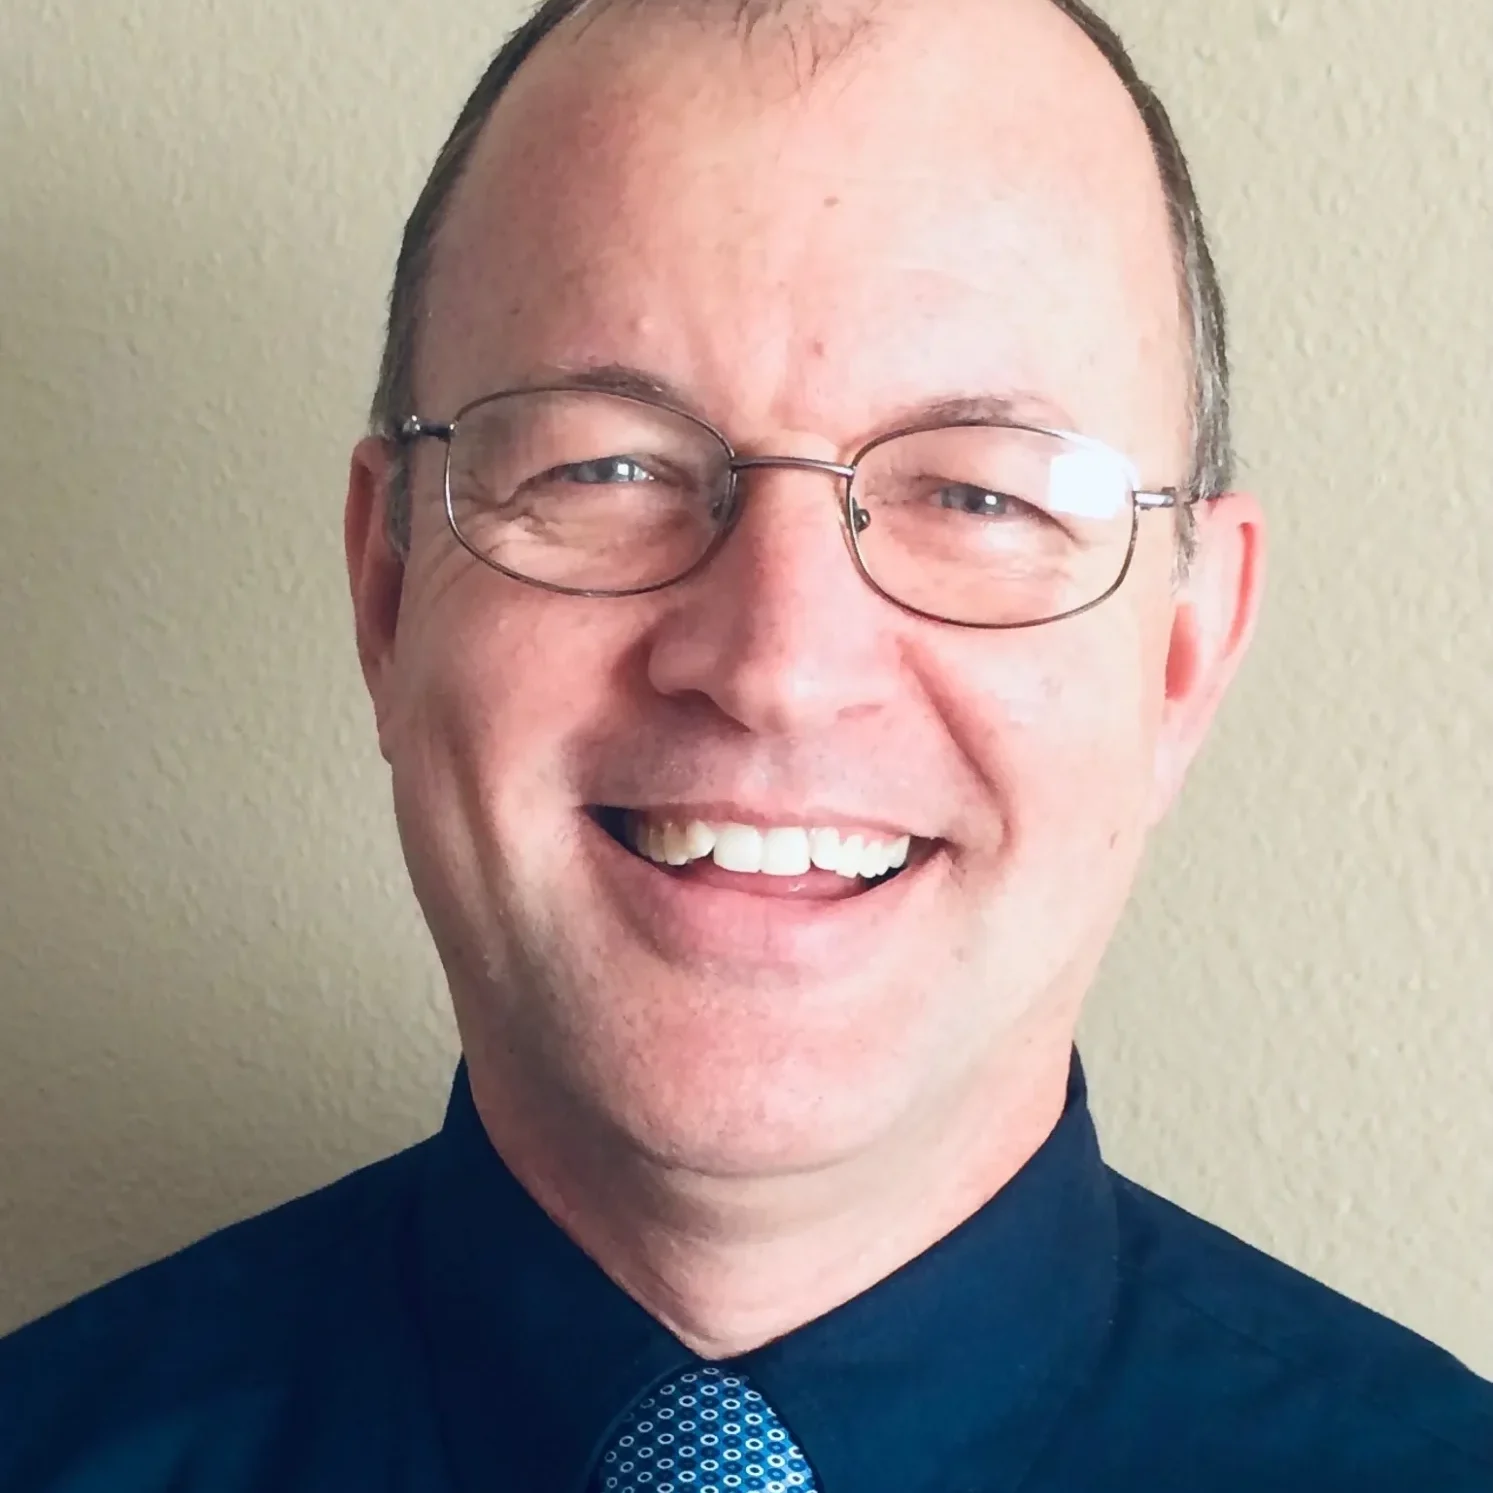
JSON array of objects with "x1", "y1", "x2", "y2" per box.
[{"x1": 593, "y1": 1364, "x2": 818, "y2": 1493}]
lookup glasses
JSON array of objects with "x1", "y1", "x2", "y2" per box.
[{"x1": 396, "y1": 386, "x2": 1192, "y2": 629}]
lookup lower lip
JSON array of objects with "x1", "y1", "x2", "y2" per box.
[{"x1": 583, "y1": 815, "x2": 943, "y2": 971}]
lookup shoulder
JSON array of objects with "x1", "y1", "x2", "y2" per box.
[
  {"x1": 0, "y1": 1139, "x2": 433, "y2": 1491},
  {"x1": 1099, "y1": 1169, "x2": 1493, "y2": 1484}
]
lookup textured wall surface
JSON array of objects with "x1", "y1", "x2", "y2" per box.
[{"x1": 0, "y1": 0, "x2": 1488, "y2": 1375}]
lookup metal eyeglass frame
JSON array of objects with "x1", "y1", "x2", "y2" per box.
[{"x1": 395, "y1": 385, "x2": 1196, "y2": 631}]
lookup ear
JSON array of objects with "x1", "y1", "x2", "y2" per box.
[
  {"x1": 1148, "y1": 491, "x2": 1267, "y2": 824},
  {"x1": 344, "y1": 436, "x2": 406, "y2": 763}
]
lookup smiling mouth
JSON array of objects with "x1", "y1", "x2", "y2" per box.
[{"x1": 592, "y1": 807, "x2": 925, "y2": 895}]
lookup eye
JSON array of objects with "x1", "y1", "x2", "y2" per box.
[
  {"x1": 935, "y1": 482, "x2": 1023, "y2": 517},
  {"x1": 556, "y1": 456, "x2": 656, "y2": 484}
]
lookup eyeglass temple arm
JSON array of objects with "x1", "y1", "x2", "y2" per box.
[{"x1": 1137, "y1": 485, "x2": 1212, "y2": 510}]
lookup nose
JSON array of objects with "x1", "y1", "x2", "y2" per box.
[{"x1": 644, "y1": 460, "x2": 901, "y2": 736}]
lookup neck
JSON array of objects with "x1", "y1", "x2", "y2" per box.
[{"x1": 464, "y1": 1029, "x2": 1074, "y2": 1360}]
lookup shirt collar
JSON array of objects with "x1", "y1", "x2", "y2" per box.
[{"x1": 412, "y1": 1054, "x2": 1117, "y2": 1493}]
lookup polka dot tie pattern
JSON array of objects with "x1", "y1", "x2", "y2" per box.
[{"x1": 594, "y1": 1365, "x2": 819, "y2": 1493}]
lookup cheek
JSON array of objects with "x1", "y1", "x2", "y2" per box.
[
  {"x1": 383, "y1": 570, "x2": 625, "y2": 867},
  {"x1": 941, "y1": 611, "x2": 1164, "y2": 866}
]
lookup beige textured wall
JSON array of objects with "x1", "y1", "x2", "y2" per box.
[{"x1": 1, "y1": 0, "x2": 1489, "y2": 1375}]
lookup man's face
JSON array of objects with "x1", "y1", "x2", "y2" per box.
[{"x1": 349, "y1": 0, "x2": 1258, "y2": 1176}]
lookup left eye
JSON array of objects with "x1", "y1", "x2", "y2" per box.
[
  {"x1": 560, "y1": 457, "x2": 656, "y2": 484},
  {"x1": 935, "y1": 483, "x2": 1018, "y2": 517}
]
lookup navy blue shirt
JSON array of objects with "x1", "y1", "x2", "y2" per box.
[{"x1": 2, "y1": 1057, "x2": 1489, "y2": 1491}]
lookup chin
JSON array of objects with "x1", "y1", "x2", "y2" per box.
[{"x1": 553, "y1": 992, "x2": 948, "y2": 1181}]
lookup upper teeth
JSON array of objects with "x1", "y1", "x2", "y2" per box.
[{"x1": 627, "y1": 815, "x2": 913, "y2": 881}]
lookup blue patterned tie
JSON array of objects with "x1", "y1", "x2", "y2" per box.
[{"x1": 593, "y1": 1364, "x2": 820, "y2": 1492}]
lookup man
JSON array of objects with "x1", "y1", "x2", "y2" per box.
[{"x1": 1, "y1": 0, "x2": 1488, "y2": 1487}]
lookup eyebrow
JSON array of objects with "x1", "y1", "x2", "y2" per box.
[
  {"x1": 903, "y1": 393, "x2": 1078, "y2": 433},
  {"x1": 543, "y1": 362, "x2": 698, "y2": 408},
  {"x1": 522, "y1": 362, "x2": 1079, "y2": 445}
]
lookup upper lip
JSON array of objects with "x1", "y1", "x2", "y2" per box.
[{"x1": 595, "y1": 800, "x2": 932, "y2": 841}]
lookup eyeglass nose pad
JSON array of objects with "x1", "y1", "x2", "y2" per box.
[{"x1": 850, "y1": 500, "x2": 872, "y2": 536}]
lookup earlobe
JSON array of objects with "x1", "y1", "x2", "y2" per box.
[
  {"x1": 1149, "y1": 492, "x2": 1267, "y2": 823},
  {"x1": 344, "y1": 437, "x2": 407, "y2": 760}
]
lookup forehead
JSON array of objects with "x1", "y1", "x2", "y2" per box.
[{"x1": 423, "y1": 0, "x2": 1188, "y2": 465}]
